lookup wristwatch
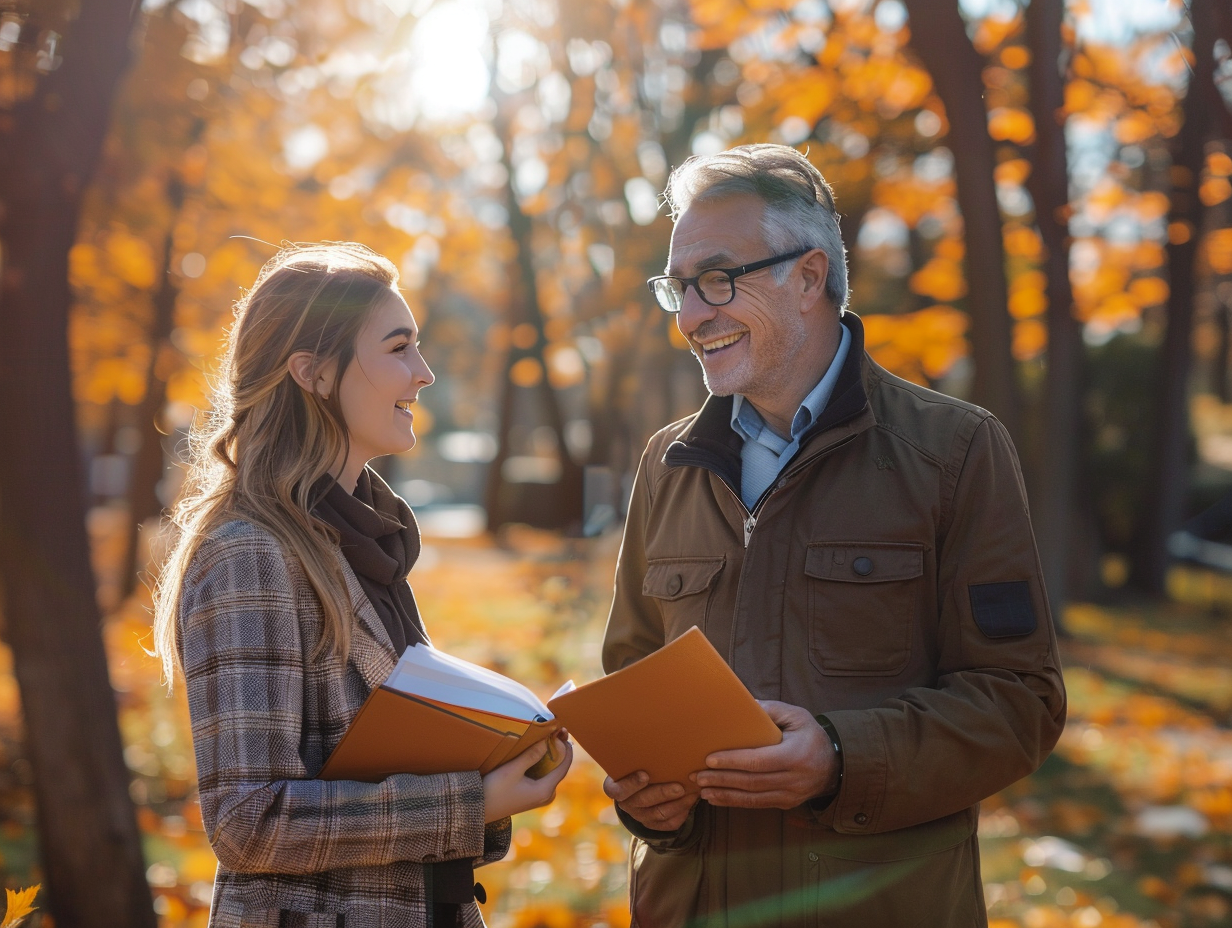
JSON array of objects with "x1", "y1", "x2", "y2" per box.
[{"x1": 807, "y1": 714, "x2": 843, "y2": 812}]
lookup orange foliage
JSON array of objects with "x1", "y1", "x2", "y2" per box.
[
  {"x1": 510, "y1": 357, "x2": 544, "y2": 388},
  {"x1": 909, "y1": 256, "x2": 967, "y2": 302},
  {"x1": 971, "y1": 14, "x2": 1022, "y2": 55},
  {"x1": 1003, "y1": 225, "x2": 1043, "y2": 260},
  {"x1": 1114, "y1": 111, "x2": 1156, "y2": 144},
  {"x1": 1200, "y1": 176, "x2": 1232, "y2": 208},
  {"x1": 994, "y1": 159, "x2": 1031, "y2": 187},
  {"x1": 999, "y1": 46, "x2": 1030, "y2": 70},
  {"x1": 1127, "y1": 276, "x2": 1168, "y2": 307},
  {"x1": 1207, "y1": 229, "x2": 1232, "y2": 276},
  {"x1": 987, "y1": 108, "x2": 1035, "y2": 145},
  {"x1": 1209, "y1": 151, "x2": 1232, "y2": 177},
  {"x1": 863, "y1": 306, "x2": 968, "y2": 383},
  {"x1": 1012, "y1": 319, "x2": 1046, "y2": 361},
  {"x1": 1008, "y1": 271, "x2": 1048, "y2": 320},
  {"x1": 871, "y1": 176, "x2": 955, "y2": 227}
]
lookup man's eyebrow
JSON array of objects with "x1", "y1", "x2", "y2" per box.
[
  {"x1": 381, "y1": 327, "x2": 416, "y2": 341},
  {"x1": 667, "y1": 252, "x2": 738, "y2": 276}
]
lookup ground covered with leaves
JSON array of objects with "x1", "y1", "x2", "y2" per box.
[{"x1": 3, "y1": 536, "x2": 1232, "y2": 926}]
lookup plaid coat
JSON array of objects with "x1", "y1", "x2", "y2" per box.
[{"x1": 178, "y1": 518, "x2": 511, "y2": 928}]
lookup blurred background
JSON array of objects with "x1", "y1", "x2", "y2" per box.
[{"x1": 3, "y1": 0, "x2": 1232, "y2": 925}]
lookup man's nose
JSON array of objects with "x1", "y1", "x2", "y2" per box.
[{"x1": 677, "y1": 285, "x2": 717, "y2": 337}]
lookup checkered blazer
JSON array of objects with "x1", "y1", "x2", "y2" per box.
[{"x1": 178, "y1": 518, "x2": 511, "y2": 928}]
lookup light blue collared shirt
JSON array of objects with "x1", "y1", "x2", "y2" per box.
[{"x1": 730, "y1": 323, "x2": 852, "y2": 510}]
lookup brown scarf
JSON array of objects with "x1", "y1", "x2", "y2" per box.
[
  {"x1": 312, "y1": 469, "x2": 478, "y2": 919},
  {"x1": 312, "y1": 468, "x2": 427, "y2": 654}
]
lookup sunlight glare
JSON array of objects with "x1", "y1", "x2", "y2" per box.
[{"x1": 407, "y1": 0, "x2": 491, "y2": 121}]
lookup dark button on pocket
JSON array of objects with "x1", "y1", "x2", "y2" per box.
[
  {"x1": 852, "y1": 557, "x2": 873, "y2": 576},
  {"x1": 807, "y1": 851, "x2": 819, "y2": 862},
  {"x1": 667, "y1": 574, "x2": 683, "y2": 596},
  {"x1": 854, "y1": 812, "x2": 869, "y2": 826}
]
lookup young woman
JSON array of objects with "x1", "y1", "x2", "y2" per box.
[{"x1": 153, "y1": 242, "x2": 571, "y2": 928}]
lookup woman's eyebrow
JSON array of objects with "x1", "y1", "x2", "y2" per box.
[{"x1": 381, "y1": 327, "x2": 416, "y2": 341}]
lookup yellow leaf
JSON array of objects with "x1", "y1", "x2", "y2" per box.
[
  {"x1": 987, "y1": 107, "x2": 1035, "y2": 144},
  {"x1": 1, "y1": 884, "x2": 40, "y2": 928}
]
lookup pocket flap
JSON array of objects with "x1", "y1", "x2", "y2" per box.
[
  {"x1": 805, "y1": 542, "x2": 924, "y2": 584},
  {"x1": 817, "y1": 808, "x2": 975, "y2": 862},
  {"x1": 644, "y1": 557, "x2": 725, "y2": 601}
]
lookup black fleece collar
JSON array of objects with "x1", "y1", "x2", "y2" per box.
[{"x1": 665, "y1": 312, "x2": 871, "y2": 480}]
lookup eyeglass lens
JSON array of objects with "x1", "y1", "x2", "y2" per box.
[{"x1": 654, "y1": 270, "x2": 735, "y2": 311}]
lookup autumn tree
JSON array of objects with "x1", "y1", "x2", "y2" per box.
[
  {"x1": 1026, "y1": 0, "x2": 1083, "y2": 615},
  {"x1": 1134, "y1": 0, "x2": 1230, "y2": 595},
  {"x1": 0, "y1": 0, "x2": 158, "y2": 924},
  {"x1": 902, "y1": 0, "x2": 1021, "y2": 440}
]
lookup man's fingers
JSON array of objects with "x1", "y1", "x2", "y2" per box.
[
  {"x1": 621, "y1": 780, "x2": 693, "y2": 811},
  {"x1": 757, "y1": 699, "x2": 809, "y2": 728},
  {"x1": 698, "y1": 786, "x2": 800, "y2": 809},
  {"x1": 704, "y1": 745, "x2": 788, "y2": 773},
  {"x1": 603, "y1": 770, "x2": 649, "y2": 802},
  {"x1": 622, "y1": 793, "x2": 698, "y2": 831},
  {"x1": 648, "y1": 794, "x2": 697, "y2": 824},
  {"x1": 694, "y1": 768, "x2": 793, "y2": 791}
]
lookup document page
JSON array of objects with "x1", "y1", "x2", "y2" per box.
[{"x1": 388, "y1": 643, "x2": 555, "y2": 722}]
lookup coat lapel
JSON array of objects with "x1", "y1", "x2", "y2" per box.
[{"x1": 336, "y1": 551, "x2": 400, "y2": 692}]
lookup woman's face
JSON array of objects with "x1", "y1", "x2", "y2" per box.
[{"x1": 334, "y1": 290, "x2": 434, "y2": 486}]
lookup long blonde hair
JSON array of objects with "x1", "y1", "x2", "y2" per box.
[{"x1": 153, "y1": 242, "x2": 400, "y2": 683}]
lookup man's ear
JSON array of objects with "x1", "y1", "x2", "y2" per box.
[
  {"x1": 287, "y1": 351, "x2": 334, "y2": 399},
  {"x1": 798, "y1": 249, "x2": 831, "y2": 313}
]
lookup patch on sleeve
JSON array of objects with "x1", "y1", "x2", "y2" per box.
[{"x1": 968, "y1": 581, "x2": 1037, "y2": 638}]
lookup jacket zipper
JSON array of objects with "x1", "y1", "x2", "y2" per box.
[{"x1": 733, "y1": 433, "x2": 860, "y2": 548}]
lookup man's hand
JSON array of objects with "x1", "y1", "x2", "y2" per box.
[
  {"x1": 692, "y1": 701, "x2": 839, "y2": 810},
  {"x1": 604, "y1": 770, "x2": 699, "y2": 832}
]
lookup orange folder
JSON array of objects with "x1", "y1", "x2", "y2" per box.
[
  {"x1": 550, "y1": 626, "x2": 782, "y2": 785},
  {"x1": 319, "y1": 627, "x2": 777, "y2": 787},
  {"x1": 318, "y1": 689, "x2": 564, "y2": 782}
]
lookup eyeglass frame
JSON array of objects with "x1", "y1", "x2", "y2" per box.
[{"x1": 646, "y1": 248, "x2": 811, "y2": 314}]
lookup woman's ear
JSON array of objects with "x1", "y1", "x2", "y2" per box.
[{"x1": 287, "y1": 351, "x2": 336, "y2": 399}]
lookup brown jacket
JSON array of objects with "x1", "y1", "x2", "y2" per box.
[{"x1": 602, "y1": 313, "x2": 1066, "y2": 927}]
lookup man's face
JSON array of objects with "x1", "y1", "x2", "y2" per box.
[{"x1": 669, "y1": 193, "x2": 809, "y2": 406}]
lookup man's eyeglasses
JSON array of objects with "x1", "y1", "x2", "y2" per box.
[{"x1": 646, "y1": 249, "x2": 810, "y2": 314}]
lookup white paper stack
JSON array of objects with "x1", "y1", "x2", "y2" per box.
[{"x1": 387, "y1": 643, "x2": 574, "y2": 722}]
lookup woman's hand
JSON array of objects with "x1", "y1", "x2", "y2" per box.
[{"x1": 482, "y1": 733, "x2": 573, "y2": 823}]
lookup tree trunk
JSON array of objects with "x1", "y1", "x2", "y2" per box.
[
  {"x1": 121, "y1": 175, "x2": 185, "y2": 598},
  {"x1": 484, "y1": 94, "x2": 584, "y2": 531},
  {"x1": 1217, "y1": 298, "x2": 1232, "y2": 404},
  {"x1": 1025, "y1": 0, "x2": 1082, "y2": 623},
  {"x1": 1132, "y1": 0, "x2": 1219, "y2": 595},
  {"x1": 903, "y1": 0, "x2": 1022, "y2": 442},
  {"x1": 0, "y1": 0, "x2": 157, "y2": 926}
]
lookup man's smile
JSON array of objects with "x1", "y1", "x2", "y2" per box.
[{"x1": 697, "y1": 332, "x2": 746, "y2": 354}]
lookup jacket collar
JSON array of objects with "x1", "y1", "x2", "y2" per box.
[
  {"x1": 337, "y1": 550, "x2": 402, "y2": 692},
  {"x1": 664, "y1": 312, "x2": 877, "y2": 487}
]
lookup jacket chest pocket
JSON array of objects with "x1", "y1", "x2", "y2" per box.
[
  {"x1": 805, "y1": 542, "x2": 924, "y2": 676},
  {"x1": 643, "y1": 557, "x2": 725, "y2": 639}
]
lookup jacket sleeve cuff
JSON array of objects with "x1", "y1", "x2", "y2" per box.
[
  {"x1": 477, "y1": 817, "x2": 512, "y2": 866},
  {"x1": 812, "y1": 709, "x2": 887, "y2": 833},
  {"x1": 806, "y1": 714, "x2": 843, "y2": 813},
  {"x1": 614, "y1": 803, "x2": 700, "y2": 850}
]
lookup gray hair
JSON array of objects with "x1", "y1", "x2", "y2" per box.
[{"x1": 663, "y1": 144, "x2": 849, "y2": 311}]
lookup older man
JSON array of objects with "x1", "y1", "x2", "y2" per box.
[{"x1": 601, "y1": 144, "x2": 1066, "y2": 927}]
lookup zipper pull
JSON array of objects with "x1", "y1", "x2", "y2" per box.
[{"x1": 743, "y1": 514, "x2": 757, "y2": 547}]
